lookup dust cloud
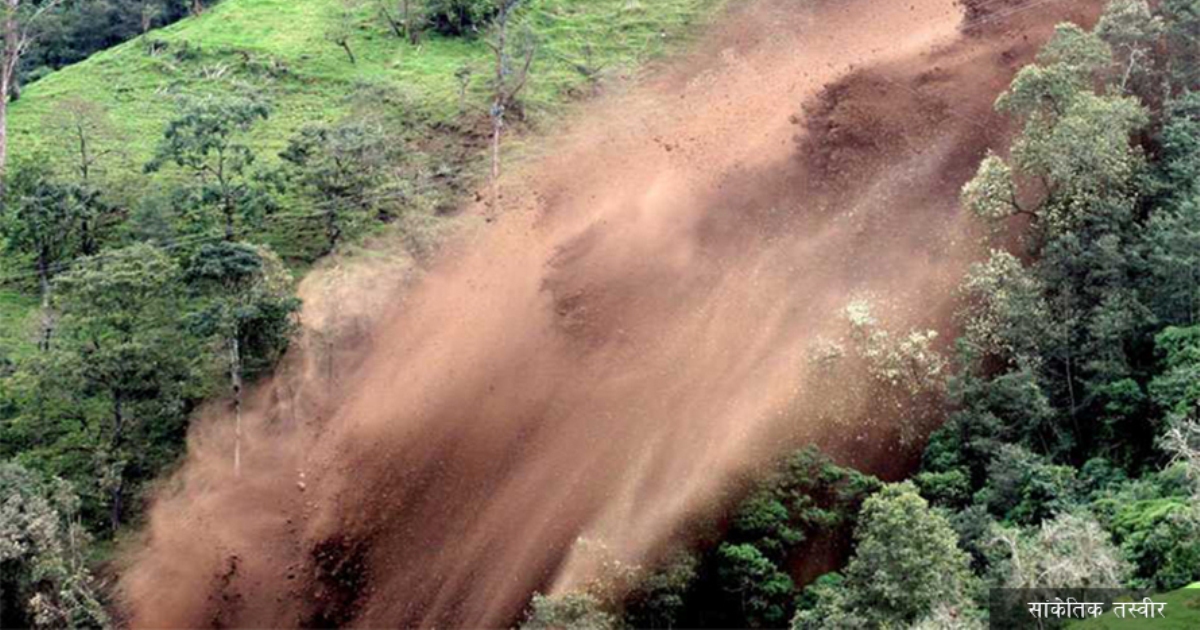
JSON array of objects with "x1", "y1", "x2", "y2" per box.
[{"x1": 119, "y1": 0, "x2": 1105, "y2": 627}]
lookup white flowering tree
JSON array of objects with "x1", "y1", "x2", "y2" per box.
[{"x1": 0, "y1": 462, "x2": 108, "y2": 629}]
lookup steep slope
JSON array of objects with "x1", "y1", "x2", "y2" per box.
[
  {"x1": 119, "y1": 0, "x2": 1105, "y2": 627},
  {"x1": 0, "y1": 0, "x2": 724, "y2": 359},
  {"x1": 9, "y1": 0, "x2": 722, "y2": 161}
]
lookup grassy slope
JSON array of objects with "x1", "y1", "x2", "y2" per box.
[
  {"x1": 10, "y1": 0, "x2": 721, "y2": 160},
  {"x1": 1, "y1": 0, "x2": 724, "y2": 355}
]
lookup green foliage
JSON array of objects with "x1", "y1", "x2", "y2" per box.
[
  {"x1": 978, "y1": 444, "x2": 1080, "y2": 525},
  {"x1": 20, "y1": 0, "x2": 208, "y2": 84},
  {"x1": 1156, "y1": 94, "x2": 1200, "y2": 200},
  {"x1": 952, "y1": 9, "x2": 1158, "y2": 469},
  {"x1": 958, "y1": 250, "x2": 1046, "y2": 365},
  {"x1": 0, "y1": 462, "x2": 109, "y2": 630},
  {"x1": 918, "y1": 11, "x2": 1200, "y2": 623},
  {"x1": 622, "y1": 551, "x2": 699, "y2": 630},
  {"x1": 4, "y1": 244, "x2": 200, "y2": 532},
  {"x1": 1, "y1": 158, "x2": 84, "y2": 286},
  {"x1": 981, "y1": 23, "x2": 1148, "y2": 242},
  {"x1": 714, "y1": 543, "x2": 794, "y2": 628},
  {"x1": 1096, "y1": 0, "x2": 1163, "y2": 94},
  {"x1": 997, "y1": 24, "x2": 1111, "y2": 120},
  {"x1": 1161, "y1": 0, "x2": 1200, "y2": 88},
  {"x1": 796, "y1": 482, "x2": 973, "y2": 629},
  {"x1": 961, "y1": 153, "x2": 1019, "y2": 222},
  {"x1": 1149, "y1": 326, "x2": 1200, "y2": 417},
  {"x1": 1144, "y1": 197, "x2": 1200, "y2": 327},
  {"x1": 1107, "y1": 499, "x2": 1200, "y2": 590},
  {"x1": 280, "y1": 120, "x2": 391, "y2": 252},
  {"x1": 184, "y1": 241, "x2": 299, "y2": 379},
  {"x1": 424, "y1": 0, "x2": 496, "y2": 36},
  {"x1": 845, "y1": 483, "x2": 973, "y2": 625},
  {"x1": 727, "y1": 448, "x2": 882, "y2": 559},
  {"x1": 145, "y1": 93, "x2": 274, "y2": 240},
  {"x1": 664, "y1": 448, "x2": 878, "y2": 629},
  {"x1": 522, "y1": 592, "x2": 618, "y2": 630},
  {"x1": 793, "y1": 573, "x2": 864, "y2": 630}
]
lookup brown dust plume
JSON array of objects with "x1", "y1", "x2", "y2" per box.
[{"x1": 119, "y1": 0, "x2": 1107, "y2": 627}]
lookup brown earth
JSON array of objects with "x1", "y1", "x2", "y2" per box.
[{"x1": 118, "y1": 0, "x2": 1106, "y2": 627}]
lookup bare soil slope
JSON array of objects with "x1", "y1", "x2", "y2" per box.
[{"x1": 120, "y1": 0, "x2": 1104, "y2": 627}]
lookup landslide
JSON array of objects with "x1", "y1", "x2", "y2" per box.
[{"x1": 118, "y1": 0, "x2": 1106, "y2": 627}]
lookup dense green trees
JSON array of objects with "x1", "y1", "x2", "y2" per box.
[
  {"x1": 0, "y1": 90, "x2": 298, "y2": 536},
  {"x1": 516, "y1": 449, "x2": 881, "y2": 630},
  {"x1": 916, "y1": 0, "x2": 1200, "y2": 612},
  {"x1": 20, "y1": 0, "x2": 215, "y2": 83},
  {"x1": 30, "y1": 244, "x2": 197, "y2": 531},
  {"x1": 1, "y1": 159, "x2": 84, "y2": 347},
  {"x1": 793, "y1": 483, "x2": 973, "y2": 629}
]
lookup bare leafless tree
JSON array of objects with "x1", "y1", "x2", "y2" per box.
[
  {"x1": 327, "y1": 0, "x2": 360, "y2": 65},
  {"x1": 1164, "y1": 419, "x2": 1200, "y2": 491},
  {"x1": 378, "y1": 0, "x2": 422, "y2": 45},
  {"x1": 44, "y1": 97, "x2": 123, "y2": 255},
  {"x1": 485, "y1": 0, "x2": 534, "y2": 212}
]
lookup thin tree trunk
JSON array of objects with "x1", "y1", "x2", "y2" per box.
[
  {"x1": 109, "y1": 393, "x2": 125, "y2": 532},
  {"x1": 489, "y1": 8, "x2": 507, "y2": 213},
  {"x1": 80, "y1": 216, "x2": 96, "y2": 255},
  {"x1": 110, "y1": 476, "x2": 124, "y2": 532},
  {"x1": 224, "y1": 197, "x2": 236, "y2": 241},
  {"x1": 340, "y1": 41, "x2": 356, "y2": 65},
  {"x1": 403, "y1": 0, "x2": 418, "y2": 45},
  {"x1": 381, "y1": 5, "x2": 402, "y2": 38},
  {"x1": 491, "y1": 104, "x2": 502, "y2": 208},
  {"x1": 325, "y1": 207, "x2": 340, "y2": 254},
  {"x1": 37, "y1": 251, "x2": 52, "y2": 351},
  {"x1": 0, "y1": 76, "x2": 7, "y2": 183},
  {"x1": 0, "y1": 0, "x2": 15, "y2": 182},
  {"x1": 230, "y1": 334, "x2": 243, "y2": 477}
]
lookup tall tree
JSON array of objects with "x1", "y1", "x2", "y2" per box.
[
  {"x1": 145, "y1": 93, "x2": 272, "y2": 241},
  {"x1": 794, "y1": 483, "x2": 973, "y2": 629},
  {"x1": 0, "y1": 160, "x2": 82, "y2": 349},
  {"x1": 184, "y1": 241, "x2": 297, "y2": 477},
  {"x1": 49, "y1": 243, "x2": 194, "y2": 531},
  {"x1": 43, "y1": 98, "x2": 123, "y2": 255},
  {"x1": 959, "y1": 22, "x2": 1153, "y2": 462},
  {"x1": 485, "y1": 0, "x2": 534, "y2": 211},
  {"x1": 280, "y1": 120, "x2": 389, "y2": 253}
]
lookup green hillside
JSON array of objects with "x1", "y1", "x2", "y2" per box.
[
  {"x1": 11, "y1": 0, "x2": 720, "y2": 160},
  {"x1": 0, "y1": 0, "x2": 723, "y2": 356}
]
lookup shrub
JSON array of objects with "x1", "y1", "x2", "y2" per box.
[{"x1": 424, "y1": 0, "x2": 497, "y2": 36}]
